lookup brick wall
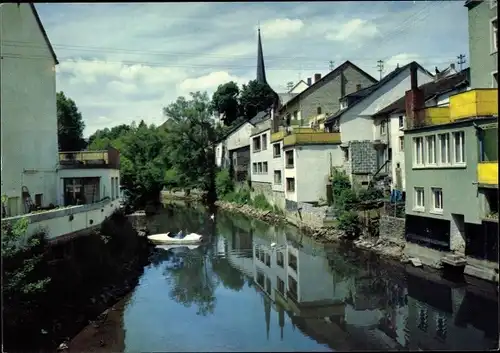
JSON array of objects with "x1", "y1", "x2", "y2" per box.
[
  {"x1": 350, "y1": 140, "x2": 377, "y2": 174},
  {"x1": 379, "y1": 216, "x2": 406, "y2": 246}
]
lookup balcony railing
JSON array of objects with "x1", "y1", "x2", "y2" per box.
[
  {"x1": 478, "y1": 162, "x2": 498, "y2": 186},
  {"x1": 59, "y1": 148, "x2": 120, "y2": 169},
  {"x1": 407, "y1": 89, "x2": 498, "y2": 129},
  {"x1": 283, "y1": 132, "x2": 341, "y2": 147},
  {"x1": 450, "y1": 89, "x2": 498, "y2": 120},
  {"x1": 271, "y1": 131, "x2": 286, "y2": 142}
]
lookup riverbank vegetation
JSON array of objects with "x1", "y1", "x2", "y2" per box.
[{"x1": 2, "y1": 210, "x2": 152, "y2": 351}]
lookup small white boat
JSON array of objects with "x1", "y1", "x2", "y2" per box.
[{"x1": 147, "y1": 232, "x2": 203, "y2": 244}]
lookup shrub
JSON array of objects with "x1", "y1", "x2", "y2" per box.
[
  {"x1": 215, "y1": 169, "x2": 234, "y2": 198},
  {"x1": 358, "y1": 187, "x2": 384, "y2": 202},
  {"x1": 335, "y1": 188, "x2": 358, "y2": 211},
  {"x1": 223, "y1": 188, "x2": 251, "y2": 205},
  {"x1": 331, "y1": 169, "x2": 351, "y2": 197},
  {"x1": 252, "y1": 194, "x2": 272, "y2": 211},
  {"x1": 337, "y1": 211, "x2": 360, "y2": 239}
]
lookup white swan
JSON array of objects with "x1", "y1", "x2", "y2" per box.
[{"x1": 210, "y1": 214, "x2": 215, "y2": 221}]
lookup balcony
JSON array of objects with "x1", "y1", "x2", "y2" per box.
[
  {"x1": 478, "y1": 162, "x2": 498, "y2": 187},
  {"x1": 271, "y1": 130, "x2": 285, "y2": 142},
  {"x1": 407, "y1": 89, "x2": 498, "y2": 129},
  {"x1": 449, "y1": 89, "x2": 498, "y2": 121},
  {"x1": 283, "y1": 131, "x2": 341, "y2": 147},
  {"x1": 59, "y1": 148, "x2": 120, "y2": 169}
]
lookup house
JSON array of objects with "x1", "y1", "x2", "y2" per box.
[
  {"x1": 57, "y1": 147, "x2": 121, "y2": 206},
  {"x1": 1, "y1": 3, "x2": 60, "y2": 216},
  {"x1": 0, "y1": 3, "x2": 120, "y2": 242},
  {"x1": 323, "y1": 62, "x2": 435, "y2": 187},
  {"x1": 372, "y1": 69, "x2": 470, "y2": 192},
  {"x1": 465, "y1": 0, "x2": 498, "y2": 88},
  {"x1": 403, "y1": 83, "x2": 498, "y2": 282}
]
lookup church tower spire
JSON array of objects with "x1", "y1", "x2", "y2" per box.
[{"x1": 256, "y1": 27, "x2": 267, "y2": 84}]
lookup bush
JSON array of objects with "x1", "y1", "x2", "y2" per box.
[
  {"x1": 331, "y1": 169, "x2": 351, "y2": 197},
  {"x1": 215, "y1": 169, "x2": 234, "y2": 198},
  {"x1": 358, "y1": 187, "x2": 384, "y2": 202},
  {"x1": 335, "y1": 188, "x2": 358, "y2": 211},
  {"x1": 223, "y1": 187, "x2": 251, "y2": 205},
  {"x1": 337, "y1": 211, "x2": 360, "y2": 239},
  {"x1": 252, "y1": 194, "x2": 272, "y2": 211}
]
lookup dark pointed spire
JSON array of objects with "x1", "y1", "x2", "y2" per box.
[{"x1": 256, "y1": 27, "x2": 267, "y2": 84}]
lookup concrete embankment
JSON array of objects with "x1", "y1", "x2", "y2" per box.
[{"x1": 214, "y1": 200, "x2": 405, "y2": 262}]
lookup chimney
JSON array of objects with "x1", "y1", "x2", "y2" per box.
[
  {"x1": 307, "y1": 77, "x2": 312, "y2": 86},
  {"x1": 405, "y1": 64, "x2": 425, "y2": 128},
  {"x1": 314, "y1": 73, "x2": 322, "y2": 83},
  {"x1": 450, "y1": 63, "x2": 455, "y2": 71}
]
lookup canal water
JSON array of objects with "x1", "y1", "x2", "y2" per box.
[{"x1": 75, "y1": 203, "x2": 499, "y2": 351}]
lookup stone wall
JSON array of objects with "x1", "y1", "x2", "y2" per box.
[
  {"x1": 251, "y1": 182, "x2": 286, "y2": 210},
  {"x1": 286, "y1": 201, "x2": 328, "y2": 228},
  {"x1": 379, "y1": 215, "x2": 406, "y2": 246},
  {"x1": 350, "y1": 140, "x2": 377, "y2": 174}
]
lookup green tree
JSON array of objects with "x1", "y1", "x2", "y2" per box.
[
  {"x1": 57, "y1": 92, "x2": 87, "y2": 151},
  {"x1": 163, "y1": 92, "x2": 221, "y2": 203},
  {"x1": 239, "y1": 80, "x2": 277, "y2": 120},
  {"x1": 211, "y1": 81, "x2": 241, "y2": 126}
]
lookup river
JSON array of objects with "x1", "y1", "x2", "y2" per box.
[{"x1": 70, "y1": 203, "x2": 499, "y2": 352}]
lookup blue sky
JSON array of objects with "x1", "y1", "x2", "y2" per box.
[{"x1": 35, "y1": 1, "x2": 469, "y2": 136}]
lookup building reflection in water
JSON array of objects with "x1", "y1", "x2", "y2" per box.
[{"x1": 221, "y1": 213, "x2": 498, "y2": 351}]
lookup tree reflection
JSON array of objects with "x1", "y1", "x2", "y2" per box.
[
  {"x1": 163, "y1": 247, "x2": 218, "y2": 316},
  {"x1": 212, "y1": 256, "x2": 245, "y2": 292}
]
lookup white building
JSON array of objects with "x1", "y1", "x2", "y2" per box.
[
  {"x1": 372, "y1": 69, "x2": 470, "y2": 191},
  {"x1": 324, "y1": 62, "x2": 435, "y2": 186},
  {"x1": 1, "y1": 3, "x2": 60, "y2": 216}
]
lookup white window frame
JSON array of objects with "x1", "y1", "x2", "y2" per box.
[
  {"x1": 438, "y1": 133, "x2": 450, "y2": 165},
  {"x1": 398, "y1": 115, "x2": 405, "y2": 130},
  {"x1": 490, "y1": 0, "x2": 497, "y2": 10},
  {"x1": 452, "y1": 131, "x2": 466, "y2": 165},
  {"x1": 274, "y1": 170, "x2": 282, "y2": 185},
  {"x1": 399, "y1": 136, "x2": 404, "y2": 152},
  {"x1": 491, "y1": 17, "x2": 497, "y2": 54},
  {"x1": 431, "y1": 187, "x2": 443, "y2": 214},
  {"x1": 414, "y1": 187, "x2": 425, "y2": 211},
  {"x1": 425, "y1": 135, "x2": 437, "y2": 165},
  {"x1": 413, "y1": 137, "x2": 424, "y2": 167},
  {"x1": 380, "y1": 120, "x2": 387, "y2": 135},
  {"x1": 492, "y1": 71, "x2": 498, "y2": 88}
]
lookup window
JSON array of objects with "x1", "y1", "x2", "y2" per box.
[
  {"x1": 417, "y1": 308, "x2": 429, "y2": 333},
  {"x1": 253, "y1": 163, "x2": 257, "y2": 174},
  {"x1": 252, "y1": 136, "x2": 261, "y2": 151},
  {"x1": 438, "y1": 133, "x2": 450, "y2": 164},
  {"x1": 399, "y1": 136, "x2": 404, "y2": 152},
  {"x1": 425, "y1": 135, "x2": 436, "y2": 164},
  {"x1": 380, "y1": 121, "x2": 387, "y2": 135},
  {"x1": 288, "y1": 252, "x2": 297, "y2": 272},
  {"x1": 414, "y1": 187, "x2": 425, "y2": 210},
  {"x1": 261, "y1": 134, "x2": 267, "y2": 150},
  {"x1": 293, "y1": 110, "x2": 298, "y2": 119},
  {"x1": 288, "y1": 276, "x2": 298, "y2": 301},
  {"x1": 35, "y1": 194, "x2": 43, "y2": 208},
  {"x1": 274, "y1": 170, "x2": 282, "y2": 184},
  {"x1": 398, "y1": 115, "x2": 405, "y2": 129},
  {"x1": 343, "y1": 148, "x2": 349, "y2": 161},
  {"x1": 257, "y1": 162, "x2": 263, "y2": 173},
  {"x1": 413, "y1": 137, "x2": 424, "y2": 166},
  {"x1": 453, "y1": 131, "x2": 465, "y2": 164},
  {"x1": 285, "y1": 150, "x2": 294, "y2": 168},
  {"x1": 276, "y1": 252, "x2": 284, "y2": 267},
  {"x1": 317, "y1": 106, "x2": 322, "y2": 115},
  {"x1": 273, "y1": 143, "x2": 281, "y2": 158},
  {"x1": 435, "y1": 315, "x2": 448, "y2": 340},
  {"x1": 277, "y1": 277, "x2": 285, "y2": 295},
  {"x1": 491, "y1": 17, "x2": 498, "y2": 53},
  {"x1": 493, "y1": 72, "x2": 498, "y2": 88},
  {"x1": 263, "y1": 162, "x2": 268, "y2": 174},
  {"x1": 356, "y1": 84, "x2": 362, "y2": 91},
  {"x1": 432, "y1": 188, "x2": 443, "y2": 213},
  {"x1": 286, "y1": 178, "x2": 295, "y2": 192}
]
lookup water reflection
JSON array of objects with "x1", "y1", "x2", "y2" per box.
[{"x1": 120, "y1": 204, "x2": 498, "y2": 352}]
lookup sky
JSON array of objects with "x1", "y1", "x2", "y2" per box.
[{"x1": 35, "y1": 1, "x2": 469, "y2": 137}]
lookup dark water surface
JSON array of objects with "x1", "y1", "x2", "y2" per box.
[{"x1": 111, "y1": 204, "x2": 498, "y2": 351}]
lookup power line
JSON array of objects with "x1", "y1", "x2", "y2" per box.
[{"x1": 329, "y1": 60, "x2": 335, "y2": 71}]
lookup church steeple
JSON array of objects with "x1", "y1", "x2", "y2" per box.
[{"x1": 256, "y1": 27, "x2": 267, "y2": 84}]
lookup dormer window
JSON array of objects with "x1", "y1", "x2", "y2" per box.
[{"x1": 317, "y1": 107, "x2": 322, "y2": 115}]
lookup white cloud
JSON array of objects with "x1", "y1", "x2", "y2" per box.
[
  {"x1": 325, "y1": 19, "x2": 379, "y2": 42},
  {"x1": 178, "y1": 71, "x2": 247, "y2": 97},
  {"x1": 258, "y1": 18, "x2": 304, "y2": 39}
]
